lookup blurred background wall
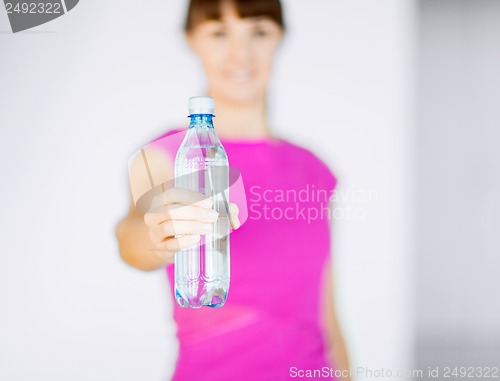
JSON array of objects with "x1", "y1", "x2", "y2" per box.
[
  {"x1": 2, "y1": 0, "x2": 497, "y2": 380},
  {"x1": 416, "y1": 0, "x2": 500, "y2": 372}
]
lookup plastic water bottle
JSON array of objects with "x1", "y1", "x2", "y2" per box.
[{"x1": 174, "y1": 96, "x2": 230, "y2": 308}]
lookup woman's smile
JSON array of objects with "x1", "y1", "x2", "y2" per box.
[{"x1": 226, "y1": 69, "x2": 255, "y2": 82}]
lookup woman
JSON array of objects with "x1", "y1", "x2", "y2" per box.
[{"x1": 115, "y1": 0, "x2": 350, "y2": 380}]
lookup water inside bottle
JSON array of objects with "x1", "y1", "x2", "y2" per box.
[{"x1": 174, "y1": 144, "x2": 230, "y2": 308}]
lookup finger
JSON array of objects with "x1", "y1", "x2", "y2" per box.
[
  {"x1": 151, "y1": 187, "x2": 213, "y2": 209},
  {"x1": 154, "y1": 220, "x2": 214, "y2": 240},
  {"x1": 228, "y1": 203, "x2": 241, "y2": 230},
  {"x1": 144, "y1": 204, "x2": 219, "y2": 226},
  {"x1": 156, "y1": 234, "x2": 201, "y2": 252}
]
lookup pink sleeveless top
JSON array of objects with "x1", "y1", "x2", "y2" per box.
[{"x1": 150, "y1": 128, "x2": 338, "y2": 380}]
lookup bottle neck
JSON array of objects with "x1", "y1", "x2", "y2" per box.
[
  {"x1": 185, "y1": 114, "x2": 223, "y2": 148},
  {"x1": 189, "y1": 114, "x2": 214, "y2": 128}
]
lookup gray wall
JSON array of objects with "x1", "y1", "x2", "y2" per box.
[{"x1": 417, "y1": 0, "x2": 500, "y2": 370}]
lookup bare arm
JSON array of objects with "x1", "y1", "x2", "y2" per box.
[
  {"x1": 321, "y1": 260, "x2": 351, "y2": 380},
  {"x1": 115, "y1": 197, "x2": 171, "y2": 271},
  {"x1": 115, "y1": 147, "x2": 177, "y2": 271}
]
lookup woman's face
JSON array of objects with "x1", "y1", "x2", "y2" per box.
[{"x1": 186, "y1": 2, "x2": 283, "y2": 105}]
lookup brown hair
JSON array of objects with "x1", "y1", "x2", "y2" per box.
[{"x1": 184, "y1": 0, "x2": 285, "y2": 32}]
